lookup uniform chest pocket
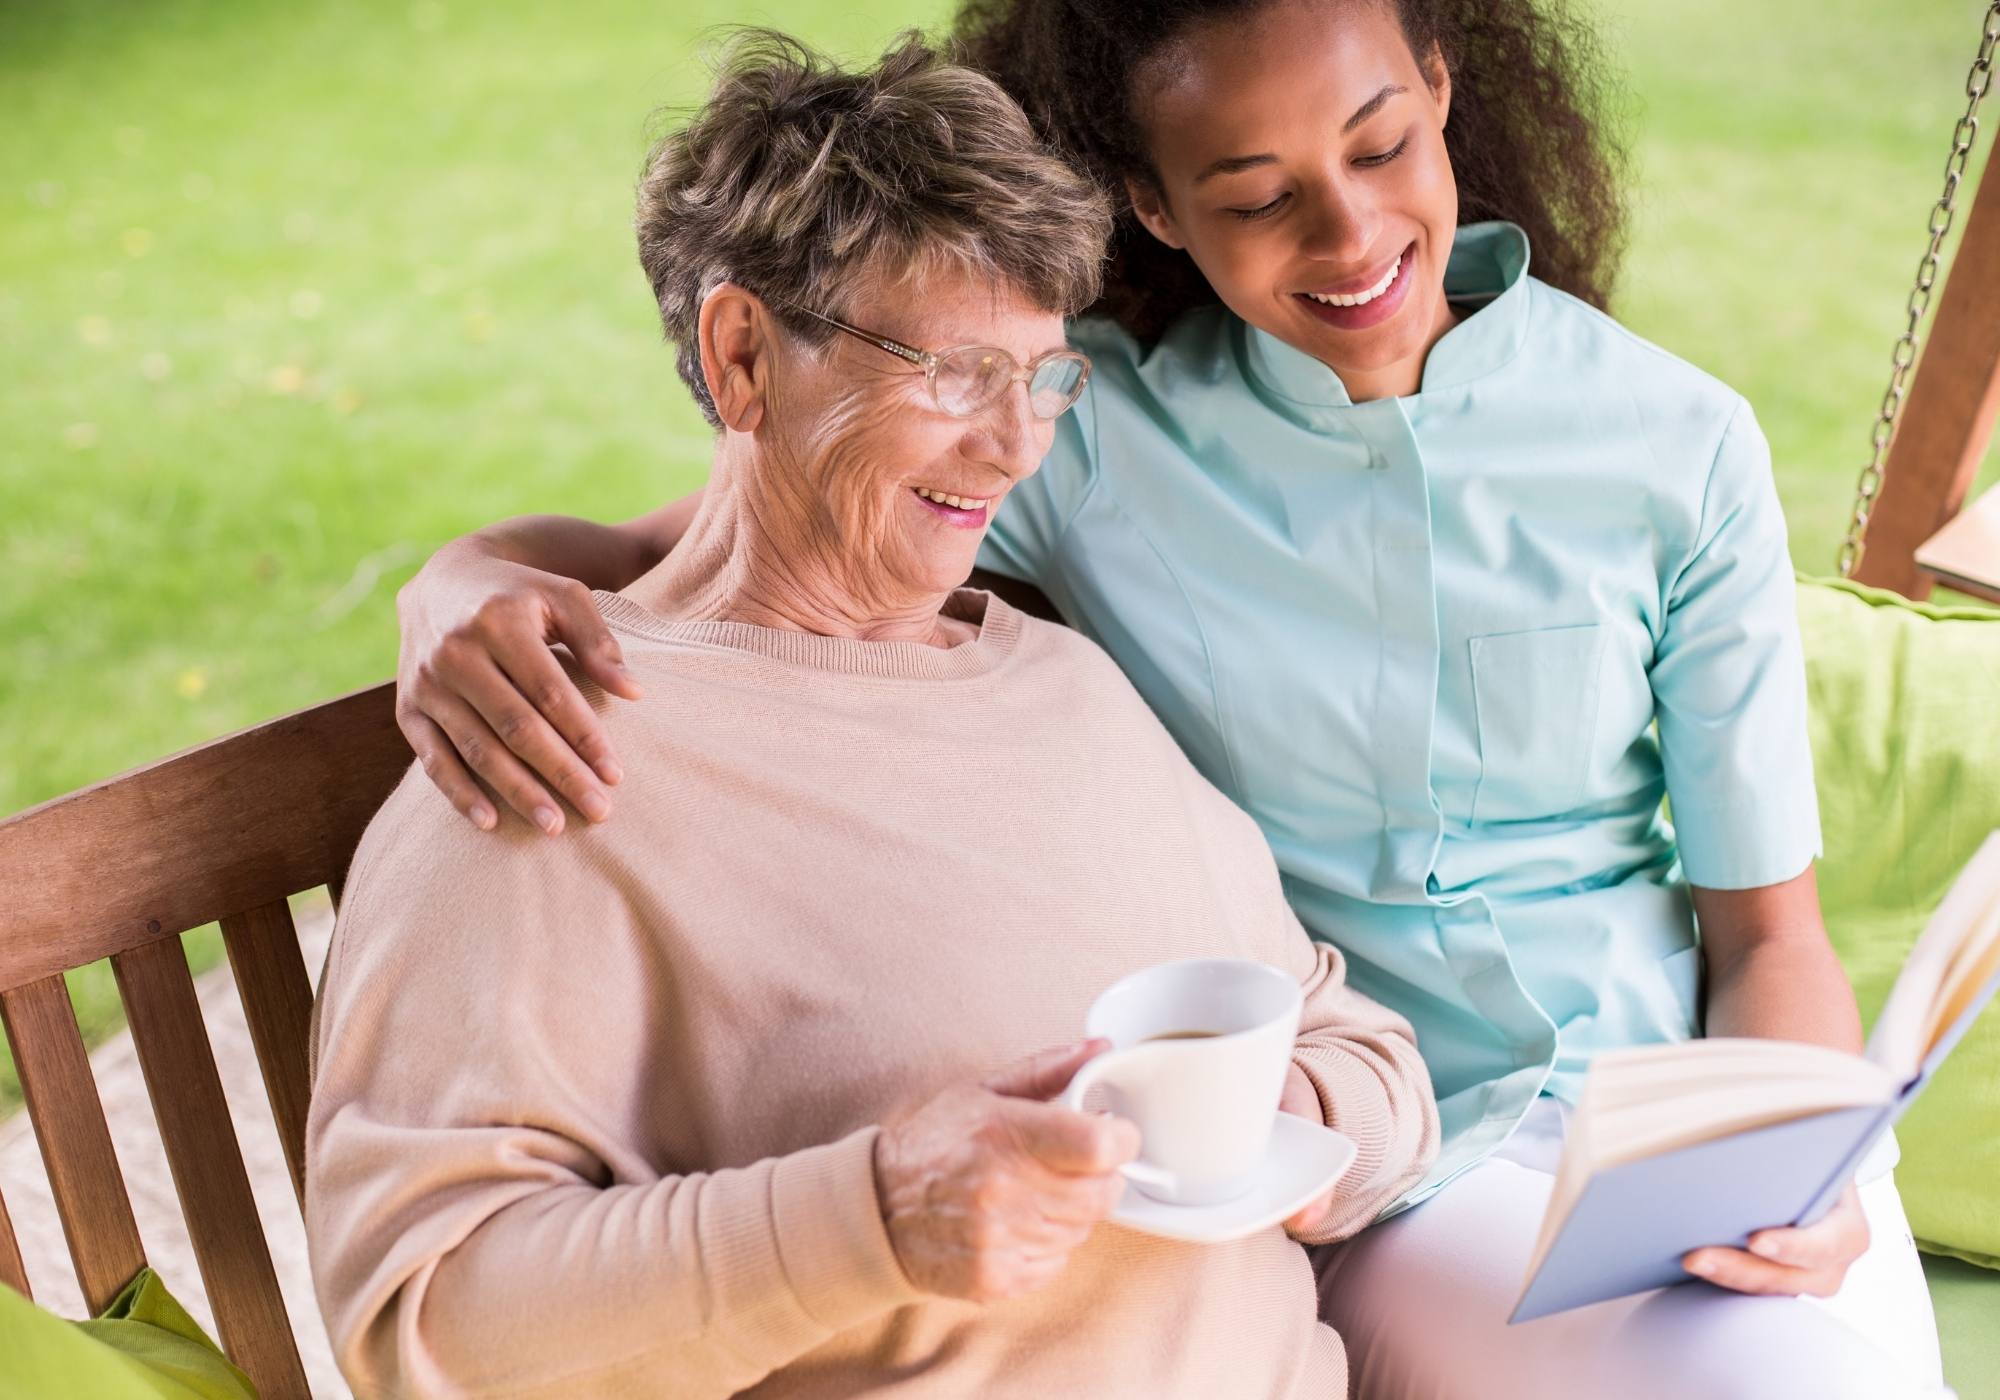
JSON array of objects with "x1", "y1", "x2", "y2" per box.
[{"x1": 1468, "y1": 623, "x2": 1608, "y2": 824}]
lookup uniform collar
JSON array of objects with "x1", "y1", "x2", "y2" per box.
[{"x1": 1242, "y1": 220, "x2": 1533, "y2": 410}]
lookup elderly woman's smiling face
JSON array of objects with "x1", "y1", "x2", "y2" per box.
[
  {"x1": 639, "y1": 34, "x2": 1111, "y2": 639},
  {"x1": 704, "y1": 265, "x2": 1071, "y2": 614}
]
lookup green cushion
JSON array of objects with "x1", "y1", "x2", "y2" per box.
[
  {"x1": 1797, "y1": 573, "x2": 2000, "y2": 1271},
  {"x1": 1926, "y1": 1254, "x2": 2000, "y2": 1400},
  {"x1": 0, "y1": 1267, "x2": 256, "y2": 1399}
]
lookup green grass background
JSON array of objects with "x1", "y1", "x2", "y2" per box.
[{"x1": 3, "y1": 0, "x2": 1998, "y2": 1116}]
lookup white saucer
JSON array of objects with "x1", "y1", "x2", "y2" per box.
[{"x1": 1107, "y1": 1113, "x2": 1360, "y2": 1244}]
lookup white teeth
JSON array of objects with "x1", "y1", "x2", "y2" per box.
[
  {"x1": 1306, "y1": 253, "x2": 1402, "y2": 308},
  {"x1": 916, "y1": 487, "x2": 988, "y2": 510}
]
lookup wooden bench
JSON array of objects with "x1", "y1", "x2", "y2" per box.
[{"x1": 0, "y1": 682, "x2": 408, "y2": 1399}]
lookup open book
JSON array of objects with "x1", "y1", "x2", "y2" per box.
[{"x1": 1511, "y1": 830, "x2": 2000, "y2": 1324}]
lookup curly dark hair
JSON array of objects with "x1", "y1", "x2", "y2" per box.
[{"x1": 954, "y1": 0, "x2": 1630, "y2": 341}]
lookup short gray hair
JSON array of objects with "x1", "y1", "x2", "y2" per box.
[{"x1": 636, "y1": 29, "x2": 1112, "y2": 426}]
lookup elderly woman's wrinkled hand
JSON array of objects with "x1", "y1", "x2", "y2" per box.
[
  {"x1": 395, "y1": 543, "x2": 638, "y2": 834},
  {"x1": 874, "y1": 1039, "x2": 1141, "y2": 1303}
]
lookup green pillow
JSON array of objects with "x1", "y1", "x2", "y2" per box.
[
  {"x1": 0, "y1": 1267, "x2": 257, "y2": 1399},
  {"x1": 1797, "y1": 573, "x2": 2000, "y2": 1270}
]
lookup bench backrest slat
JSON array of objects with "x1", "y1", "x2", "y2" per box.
[
  {"x1": 219, "y1": 900, "x2": 315, "y2": 1210},
  {"x1": 112, "y1": 936, "x2": 310, "y2": 1399},
  {"x1": 0, "y1": 682, "x2": 411, "y2": 991},
  {"x1": 0, "y1": 975, "x2": 148, "y2": 1314}
]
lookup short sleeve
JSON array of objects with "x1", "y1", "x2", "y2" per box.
[
  {"x1": 976, "y1": 373, "x2": 1101, "y2": 586},
  {"x1": 1651, "y1": 398, "x2": 1823, "y2": 889}
]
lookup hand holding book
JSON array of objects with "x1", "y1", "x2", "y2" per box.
[
  {"x1": 1512, "y1": 830, "x2": 2000, "y2": 1324},
  {"x1": 1681, "y1": 1180, "x2": 1868, "y2": 1298}
]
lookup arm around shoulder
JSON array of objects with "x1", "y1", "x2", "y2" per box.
[
  {"x1": 393, "y1": 489, "x2": 705, "y2": 833},
  {"x1": 455, "y1": 489, "x2": 703, "y2": 590}
]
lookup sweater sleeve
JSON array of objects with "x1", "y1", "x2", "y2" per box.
[
  {"x1": 305, "y1": 774, "x2": 920, "y2": 1399},
  {"x1": 1278, "y1": 932, "x2": 1441, "y2": 1245}
]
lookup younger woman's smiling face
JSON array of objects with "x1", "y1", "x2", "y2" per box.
[{"x1": 1127, "y1": 0, "x2": 1460, "y2": 401}]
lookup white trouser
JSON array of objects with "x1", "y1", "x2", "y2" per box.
[{"x1": 1311, "y1": 1096, "x2": 1951, "y2": 1400}]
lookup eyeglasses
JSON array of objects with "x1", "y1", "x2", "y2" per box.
[{"x1": 785, "y1": 304, "x2": 1092, "y2": 421}]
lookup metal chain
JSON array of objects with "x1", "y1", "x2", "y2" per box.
[{"x1": 1838, "y1": 1, "x2": 2000, "y2": 578}]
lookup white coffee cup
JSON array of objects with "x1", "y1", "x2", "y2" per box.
[{"x1": 1061, "y1": 958, "x2": 1302, "y2": 1207}]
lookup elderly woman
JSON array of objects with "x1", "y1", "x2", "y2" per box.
[{"x1": 306, "y1": 32, "x2": 1437, "y2": 1400}]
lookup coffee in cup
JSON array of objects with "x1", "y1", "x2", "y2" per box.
[{"x1": 1061, "y1": 958, "x2": 1301, "y2": 1207}]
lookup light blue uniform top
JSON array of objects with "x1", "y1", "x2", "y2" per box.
[{"x1": 978, "y1": 221, "x2": 1823, "y2": 1210}]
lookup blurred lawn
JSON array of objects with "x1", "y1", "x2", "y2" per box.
[{"x1": 2, "y1": 0, "x2": 1997, "y2": 1115}]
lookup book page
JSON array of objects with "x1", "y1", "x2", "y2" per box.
[
  {"x1": 1588, "y1": 1074, "x2": 1891, "y2": 1170},
  {"x1": 1867, "y1": 832, "x2": 2000, "y2": 1076},
  {"x1": 1582, "y1": 1038, "x2": 1875, "y2": 1118},
  {"x1": 1923, "y1": 895, "x2": 2000, "y2": 1061}
]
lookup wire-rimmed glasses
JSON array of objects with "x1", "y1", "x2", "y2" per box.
[{"x1": 786, "y1": 304, "x2": 1091, "y2": 420}]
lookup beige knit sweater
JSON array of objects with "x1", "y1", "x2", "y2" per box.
[{"x1": 306, "y1": 589, "x2": 1439, "y2": 1399}]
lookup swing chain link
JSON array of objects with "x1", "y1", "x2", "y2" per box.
[{"x1": 1839, "y1": 1, "x2": 2000, "y2": 578}]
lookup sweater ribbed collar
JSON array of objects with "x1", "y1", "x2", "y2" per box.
[{"x1": 592, "y1": 586, "x2": 1022, "y2": 681}]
